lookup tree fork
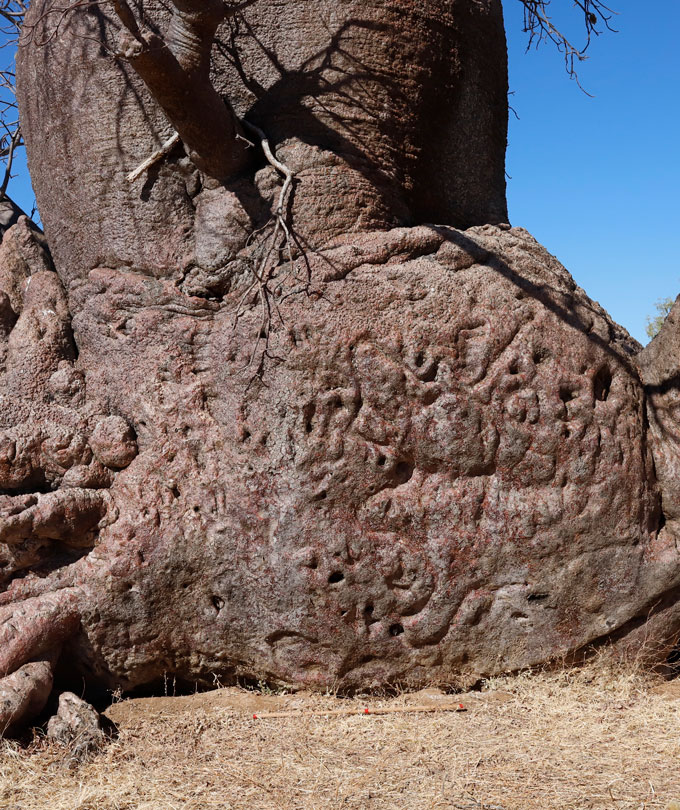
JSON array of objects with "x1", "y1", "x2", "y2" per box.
[{"x1": 112, "y1": 0, "x2": 251, "y2": 180}]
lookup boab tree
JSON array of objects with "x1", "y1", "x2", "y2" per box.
[{"x1": 1, "y1": 0, "x2": 679, "y2": 735}]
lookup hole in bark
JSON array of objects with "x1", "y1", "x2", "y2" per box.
[
  {"x1": 358, "y1": 655, "x2": 376, "y2": 665},
  {"x1": 242, "y1": 429, "x2": 251, "y2": 441},
  {"x1": 593, "y1": 366, "x2": 612, "y2": 402},
  {"x1": 365, "y1": 603, "x2": 374, "y2": 615},
  {"x1": 422, "y1": 387, "x2": 440, "y2": 405},
  {"x1": 212, "y1": 595, "x2": 224, "y2": 612},
  {"x1": 303, "y1": 403, "x2": 316, "y2": 433},
  {"x1": 377, "y1": 455, "x2": 386, "y2": 467},
  {"x1": 393, "y1": 461, "x2": 414, "y2": 485},
  {"x1": 532, "y1": 348, "x2": 548, "y2": 364},
  {"x1": 328, "y1": 571, "x2": 345, "y2": 584},
  {"x1": 420, "y1": 361, "x2": 439, "y2": 383},
  {"x1": 559, "y1": 387, "x2": 577, "y2": 404},
  {"x1": 415, "y1": 351, "x2": 425, "y2": 367},
  {"x1": 508, "y1": 359, "x2": 519, "y2": 375},
  {"x1": 390, "y1": 563, "x2": 404, "y2": 584},
  {"x1": 171, "y1": 484, "x2": 180, "y2": 498},
  {"x1": 389, "y1": 623, "x2": 404, "y2": 636},
  {"x1": 527, "y1": 593, "x2": 549, "y2": 602},
  {"x1": 313, "y1": 490, "x2": 328, "y2": 502},
  {"x1": 193, "y1": 506, "x2": 200, "y2": 513},
  {"x1": 307, "y1": 556, "x2": 318, "y2": 570},
  {"x1": 666, "y1": 640, "x2": 680, "y2": 673}
]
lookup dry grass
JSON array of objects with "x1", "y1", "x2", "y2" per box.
[{"x1": 1, "y1": 660, "x2": 680, "y2": 810}]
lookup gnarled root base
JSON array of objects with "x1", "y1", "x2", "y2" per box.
[
  {"x1": 0, "y1": 588, "x2": 83, "y2": 734},
  {"x1": 0, "y1": 653, "x2": 57, "y2": 736},
  {"x1": 0, "y1": 220, "x2": 137, "y2": 735},
  {"x1": 0, "y1": 222, "x2": 680, "y2": 734}
]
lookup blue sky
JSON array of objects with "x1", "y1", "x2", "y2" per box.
[
  {"x1": 4, "y1": 1, "x2": 679, "y2": 344},
  {"x1": 503, "y1": 0, "x2": 680, "y2": 344}
]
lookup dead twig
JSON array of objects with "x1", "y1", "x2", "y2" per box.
[
  {"x1": 243, "y1": 121, "x2": 294, "y2": 222},
  {"x1": 233, "y1": 120, "x2": 300, "y2": 383},
  {"x1": 126, "y1": 132, "x2": 180, "y2": 183},
  {"x1": 0, "y1": 126, "x2": 20, "y2": 197},
  {"x1": 252, "y1": 702, "x2": 468, "y2": 720},
  {"x1": 518, "y1": 0, "x2": 617, "y2": 89}
]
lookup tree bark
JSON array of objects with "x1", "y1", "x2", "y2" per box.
[
  {"x1": 17, "y1": 0, "x2": 510, "y2": 289},
  {"x1": 3, "y1": 0, "x2": 678, "y2": 736},
  {"x1": 112, "y1": 0, "x2": 251, "y2": 180}
]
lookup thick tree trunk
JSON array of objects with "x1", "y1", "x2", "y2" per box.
[
  {"x1": 112, "y1": 0, "x2": 252, "y2": 180},
  {"x1": 1, "y1": 0, "x2": 678, "y2": 734},
  {"x1": 17, "y1": 0, "x2": 509, "y2": 291}
]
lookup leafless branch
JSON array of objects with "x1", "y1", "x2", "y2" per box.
[
  {"x1": 126, "y1": 131, "x2": 180, "y2": 183},
  {"x1": 110, "y1": 0, "x2": 252, "y2": 179},
  {"x1": 233, "y1": 121, "x2": 306, "y2": 383},
  {"x1": 518, "y1": 0, "x2": 617, "y2": 87},
  {"x1": 0, "y1": 2, "x2": 28, "y2": 216},
  {"x1": 0, "y1": 126, "x2": 20, "y2": 196}
]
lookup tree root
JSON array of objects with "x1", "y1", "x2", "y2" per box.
[
  {"x1": 0, "y1": 652, "x2": 57, "y2": 736},
  {"x1": 0, "y1": 488, "x2": 110, "y2": 547},
  {"x1": 0, "y1": 587, "x2": 79, "y2": 733},
  {"x1": 0, "y1": 588, "x2": 81, "y2": 678}
]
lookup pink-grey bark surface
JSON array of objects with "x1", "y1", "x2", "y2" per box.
[{"x1": 0, "y1": 0, "x2": 679, "y2": 733}]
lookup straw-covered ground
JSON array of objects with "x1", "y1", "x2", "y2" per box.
[{"x1": 1, "y1": 657, "x2": 679, "y2": 810}]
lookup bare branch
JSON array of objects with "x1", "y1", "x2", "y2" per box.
[
  {"x1": 0, "y1": 1, "x2": 34, "y2": 226},
  {"x1": 126, "y1": 131, "x2": 180, "y2": 183},
  {"x1": 109, "y1": 0, "x2": 251, "y2": 179},
  {"x1": 232, "y1": 121, "x2": 303, "y2": 384},
  {"x1": 518, "y1": 0, "x2": 617, "y2": 85},
  {"x1": 0, "y1": 126, "x2": 21, "y2": 196},
  {"x1": 18, "y1": 0, "x2": 254, "y2": 180},
  {"x1": 243, "y1": 121, "x2": 294, "y2": 221}
]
